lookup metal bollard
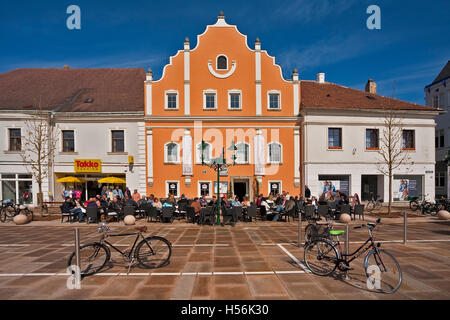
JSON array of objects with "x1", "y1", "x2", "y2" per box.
[
  {"x1": 75, "y1": 228, "x2": 80, "y2": 270},
  {"x1": 403, "y1": 212, "x2": 407, "y2": 245},
  {"x1": 345, "y1": 224, "x2": 349, "y2": 257},
  {"x1": 298, "y1": 211, "x2": 302, "y2": 248}
]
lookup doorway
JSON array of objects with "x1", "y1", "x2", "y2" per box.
[
  {"x1": 361, "y1": 175, "x2": 378, "y2": 201},
  {"x1": 233, "y1": 179, "x2": 249, "y2": 202}
]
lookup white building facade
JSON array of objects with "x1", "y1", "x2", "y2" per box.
[
  {"x1": 425, "y1": 60, "x2": 449, "y2": 198},
  {"x1": 0, "y1": 111, "x2": 146, "y2": 204},
  {"x1": 301, "y1": 77, "x2": 439, "y2": 203}
]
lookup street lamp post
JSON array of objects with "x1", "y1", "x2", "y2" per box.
[{"x1": 201, "y1": 140, "x2": 237, "y2": 225}]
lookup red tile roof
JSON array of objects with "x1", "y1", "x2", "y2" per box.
[
  {"x1": 300, "y1": 80, "x2": 437, "y2": 112},
  {"x1": 0, "y1": 68, "x2": 145, "y2": 112}
]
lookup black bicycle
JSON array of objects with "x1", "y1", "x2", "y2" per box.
[
  {"x1": 304, "y1": 218, "x2": 402, "y2": 293},
  {"x1": 67, "y1": 223, "x2": 172, "y2": 277},
  {"x1": 365, "y1": 193, "x2": 382, "y2": 212},
  {"x1": 1, "y1": 200, "x2": 33, "y2": 223}
]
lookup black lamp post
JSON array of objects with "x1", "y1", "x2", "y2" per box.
[{"x1": 201, "y1": 140, "x2": 237, "y2": 225}]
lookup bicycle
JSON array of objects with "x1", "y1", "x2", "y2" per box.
[
  {"x1": 304, "y1": 218, "x2": 402, "y2": 293},
  {"x1": 67, "y1": 223, "x2": 172, "y2": 277},
  {"x1": 365, "y1": 193, "x2": 382, "y2": 212},
  {"x1": 1, "y1": 200, "x2": 33, "y2": 222}
]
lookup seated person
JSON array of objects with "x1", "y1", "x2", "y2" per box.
[
  {"x1": 231, "y1": 196, "x2": 241, "y2": 207},
  {"x1": 208, "y1": 196, "x2": 217, "y2": 207},
  {"x1": 137, "y1": 195, "x2": 148, "y2": 207},
  {"x1": 190, "y1": 197, "x2": 202, "y2": 224},
  {"x1": 200, "y1": 195, "x2": 208, "y2": 207},
  {"x1": 108, "y1": 197, "x2": 123, "y2": 220},
  {"x1": 153, "y1": 198, "x2": 162, "y2": 209}
]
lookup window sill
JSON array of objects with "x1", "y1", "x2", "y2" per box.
[
  {"x1": 203, "y1": 108, "x2": 218, "y2": 111},
  {"x1": 267, "y1": 162, "x2": 283, "y2": 165},
  {"x1": 228, "y1": 108, "x2": 243, "y2": 111},
  {"x1": 164, "y1": 108, "x2": 179, "y2": 111},
  {"x1": 327, "y1": 147, "x2": 343, "y2": 150},
  {"x1": 365, "y1": 148, "x2": 379, "y2": 151},
  {"x1": 164, "y1": 162, "x2": 181, "y2": 165},
  {"x1": 267, "y1": 108, "x2": 282, "y2": 111},
  {"x1": 59, "y1": 152, "x2": 79, "y2": 155},
  {"x1": 3, "y1": 150, "x2": 21, "y2": 154},
  {"x1": 402, "y1": 148, "x2": 416, "y2": 151},
  {"x1": 107, "y1": 152, "x2": 128, "y2": 155}
]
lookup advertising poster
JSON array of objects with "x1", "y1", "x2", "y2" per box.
[
  {"x1": 213, "y1": 181, "x2": 228, "y2": 197},
  {"x1": 393, "y1": 178, "x2": 416, "y2": 200}
]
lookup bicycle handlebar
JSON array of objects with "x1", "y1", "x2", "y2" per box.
[{"x1": 354, "y1": 218, "x2": 381, "y2": 230}]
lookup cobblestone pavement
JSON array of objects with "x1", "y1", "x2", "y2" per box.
[{"x1": 0, "y1": 217, "x2": 449, "y2": 300}]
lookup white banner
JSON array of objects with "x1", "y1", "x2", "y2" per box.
[
  {"x1": 182, "y1": 134, "x2": 193, "y2": 176},
  {"x1": 254, "y1": 134, "x2": 265, "y2": 175}
]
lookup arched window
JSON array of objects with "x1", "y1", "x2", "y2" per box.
[
  {"x1": 217, "y1": 55, "x2": 228, "y2": 70},
  {"x1": 236, "y1": 142, "x2": 250, "y2": 164},
  {"x1": 268, "y1": 142, "x2": 282, "y2": 163},
  {"x1": 165, "y1": 142, "x2": 179, "y2": 163},
  {"x1": 196, "y1": 142, "x2": 211, "y2": 163}
]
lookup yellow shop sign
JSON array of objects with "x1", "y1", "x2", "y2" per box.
[{"x1": 74, "y1": 159, "x2": 102, "y2": 173}]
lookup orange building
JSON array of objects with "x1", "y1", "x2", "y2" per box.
[{"x1": 145, "y1": 12, "x2": 301, "y2": 200}]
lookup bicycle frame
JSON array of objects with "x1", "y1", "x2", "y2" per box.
[{"x1": 100, "y1": 231, "x2": 153, "y2": 258}]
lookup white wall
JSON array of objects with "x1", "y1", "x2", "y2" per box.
[
  {"x1": 0, "y1": 112, "x2": 146, "y2": 204},
  {"x1": 302, "y1": 109, "x2": 437, "y2": 202}
]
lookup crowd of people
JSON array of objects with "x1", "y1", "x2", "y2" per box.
[{"x1": 60, "y1": 183, "x2": 362, "y2": 223}]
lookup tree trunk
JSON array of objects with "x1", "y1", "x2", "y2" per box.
[
  {"x1": 388, "y1": 169, "x2": 392, "y2": 215},
  {"x1": 38, "y1": 183, "x2": 43, "y2": 217}
]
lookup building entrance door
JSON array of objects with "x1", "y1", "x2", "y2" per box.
[
  {"x1": 233, "y1": 182, "x2": 247, "y2": 201},
  {"x1": 361, "y1": 175, "x2": 378, "y2": 201}
]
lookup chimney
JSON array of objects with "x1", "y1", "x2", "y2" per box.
[
  {"x1": 316, "y1": 72, "x2": 325, "y2": 83},
  {"x1": 255, "y1": 37, "x2": 261, "y2": 50},
  {"x1": 184, "y1": 37, "x2": 190, "y2": 50},
  {"x1": 63, "y1": 65, "x2": 70, "y2": 70},
  {"x1": 365, "y1": 79, "x2": 376, "y2": 94}
]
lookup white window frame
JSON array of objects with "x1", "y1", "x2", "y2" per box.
[
  {"x1": 216, "y1": 54, "x2": 228, "y2": 70},
  {"x1": 235, "y1": 142, "x2": 251, "y2": 164},
  {"x1": 164, "y1": 142, "x2": 180, "y2": 164},
  {"x1": 267, "y1": 90, "x2": 282, "y2": 110},
  {"x1": 203, "y1": 89, "x2": 217, "y2": 110},
  {"x1": 60, "y1": 128, "x2": 77, "y2": 153},
  {"x1": 198, "y1": 180, "x2": 212, "y2": 197},
  {"x1": 165, "y1": 181, "x2": 180, "y2": 197},
  {"x1": 268, "y1": 180, "x2": 282, "y2": 196},
  {"x1": 165, "y1": 90, "x2": 179, "y2": 110},
  {"x1": 228, "y1": 89, "x2": 242, "y2": 110},
  {"x1": 267, "y1": 142, "x2": 283, "y2": 164},
  {"x1": 195, "y1": 142, "x2": 212, "y2": 164}
]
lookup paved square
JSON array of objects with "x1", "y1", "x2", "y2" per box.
[{"x1": 0, "y1": 217, "x2": 449, "y2": 300}]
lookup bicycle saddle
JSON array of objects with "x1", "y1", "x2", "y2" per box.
[
  {"x1": 329, "y1": 230, "x2": 345, "y2": 236},
  {"x1": 135, "y1": 226, "x2": 147, "y2": 232}
]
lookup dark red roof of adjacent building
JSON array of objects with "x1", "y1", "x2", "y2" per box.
[
  {"x1": 0, "y1": 68, "x2": 145, "y2": 112},
  {"x1": 300, "y1": 81, "x2": 437, "y2": 112}
]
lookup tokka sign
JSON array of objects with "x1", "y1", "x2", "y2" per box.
[{"x1": 74, "y1": 159, "x2": 102, "y2": 173}]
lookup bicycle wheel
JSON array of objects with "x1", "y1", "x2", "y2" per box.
[
  {"x1": 135, "y1": 236, "x2": 172, "y2": 269},
  {"x1": 366, "y1": 202, "x2": 374, "y2": 212},
  {"x1": 67, "y1": 243, "x2": 110, "y2": 277},
  {"x1": 364, "y1": 249, "x2": 402, "y2": 294},
  {"x1": 0, "y1": 208, "x2": 6, "y2": 222},
  {"x1": 409, "y1": 200, "x2": 419, "y2": 211},
  {"x1": 304, "y1": 238, "x2": 339, "y2": 276},
  {"x1": 374, "y1": 201, "x2": 382, "y2": 210},
  {"x1": 21, "y1": 208, "x2": 33, "y2": 221},
  {"x1": 304, "y1": 223, "x2": 316, "y2": 243}
]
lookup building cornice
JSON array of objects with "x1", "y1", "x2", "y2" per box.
[{"x1": 144, "y1": 116, "x2": 301, "y2": 122}]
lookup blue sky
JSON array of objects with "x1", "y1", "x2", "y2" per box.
[{"x1": 0, "y1": 0, "x2": 449, "y2": 105}]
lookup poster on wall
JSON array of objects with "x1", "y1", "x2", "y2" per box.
[
  {"x1": 317, "y1": 175, "x2": 351, "y2": 198},
  {"x1": 213, "y1": 181, "x2": 228, "y2": 197},
  {"x1": 393, "y1": 178, "x2": 417, "y2": 201}
]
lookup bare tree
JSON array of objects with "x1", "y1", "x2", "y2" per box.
[
  {"x1": 376, "y1": 108, "x2": 413, "y2": 215},
  {"x1": 20, "y1": 106, "x2": 59, "y2": 215}
]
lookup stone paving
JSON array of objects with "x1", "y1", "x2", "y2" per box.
[{"x1": 0, "y1": 217, "x2": 449, "y2": 300}]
